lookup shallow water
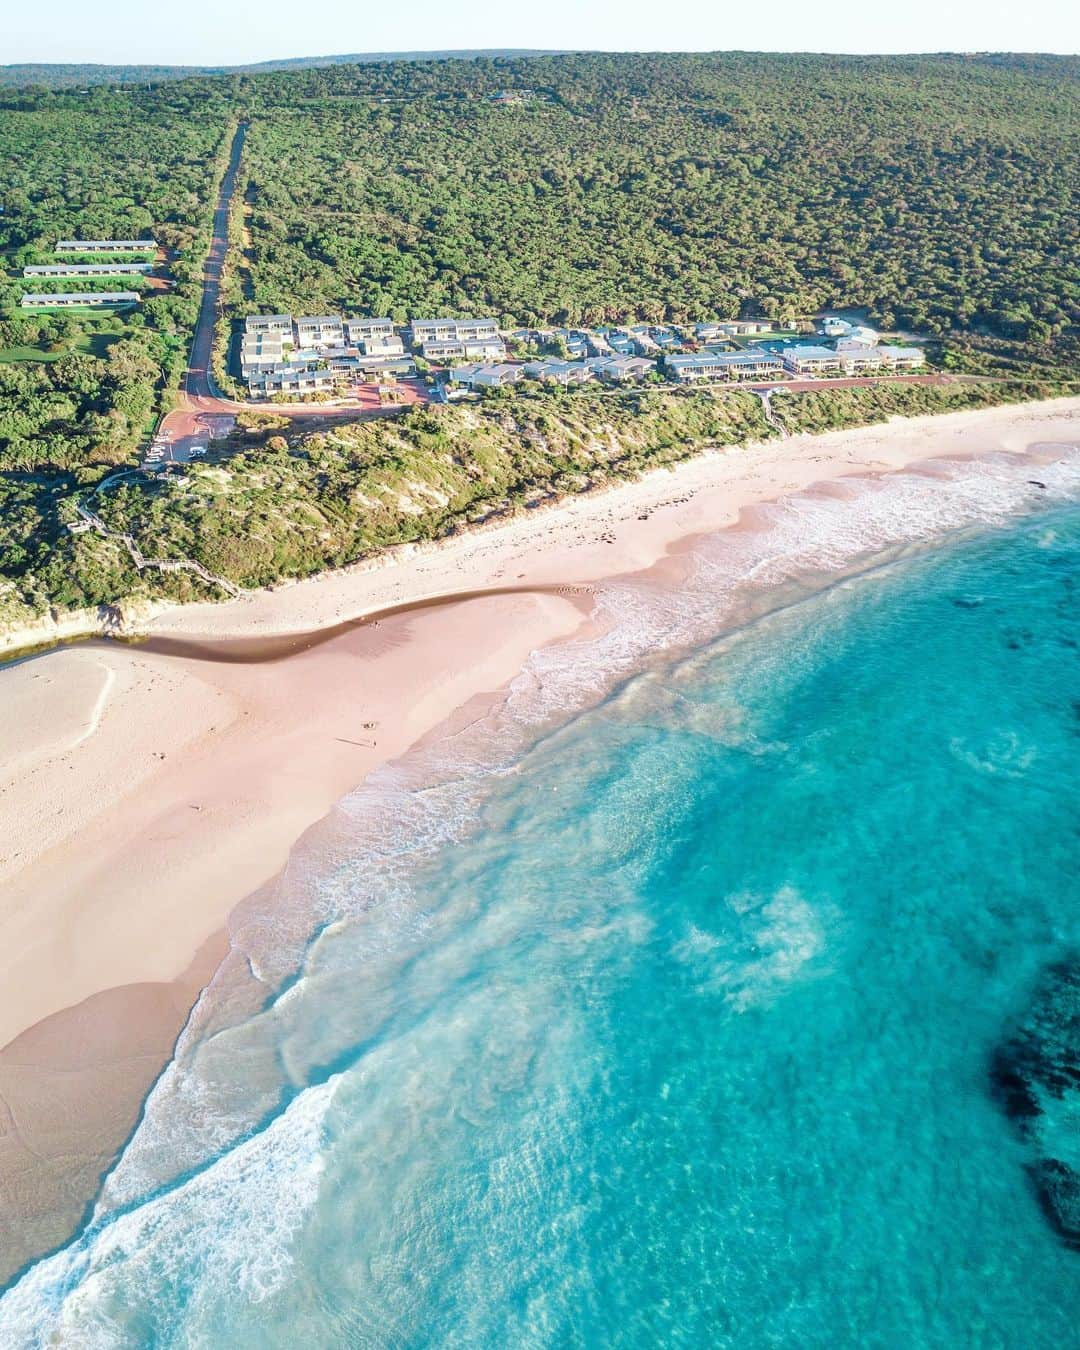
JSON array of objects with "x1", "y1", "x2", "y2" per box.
[{"x1": 3, "y1": 449, "x2": 1080, "y2": 1347}]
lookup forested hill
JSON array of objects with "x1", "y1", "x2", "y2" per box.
[
  {"x1": 228, "y1": 51, "x2": 1079, "y2": 344},
  {"x1": 0, "y1": 51, "x2": 567, "y2": 89}
]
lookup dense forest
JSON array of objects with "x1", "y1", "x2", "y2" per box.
[
  {"x1": 236, "y1": 53, "x2": 1079, "y2": 353},
  {"x1": 0, "y1": 84, "x2": 234, "y2": 472},
  {"x1": 0, "y1": 52, "x2": 1077, "y2": 630}
]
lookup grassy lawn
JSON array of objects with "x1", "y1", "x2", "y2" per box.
[
  {"x1": 0, "y1": 332, "x2": 120, "y2": 364},
  {"x1": 17, "y1": 303, "x2": 138, "y2": 316}
]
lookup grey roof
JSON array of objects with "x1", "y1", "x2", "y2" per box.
[
  {"x1": 24, "y1": 263, "x2": 153, "y2": 274},
  {"x1": 56, "y1": 240, "x2": 155, "y2": 249},
  {"x1": 245, "y1": 314, "x2": 292, "y2": 329},
  {"x1": 21, "y1": 291, "x2": 139, "y2": 304},
  {"x1": 784, "y1": 345, "x2": 841, "y2": 361},
  {"x1": 413, "y1": 317, "x2": 498, "y2": 332},
  {"x1": 670, "y1": 351, "x2": 780, "y2": 368}
]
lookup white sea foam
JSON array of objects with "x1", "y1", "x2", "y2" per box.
[
  {"x1": 673, "y1": 886, "x2": 829, "y2": 1009},
  {"x1": 12, "y1": 441, "x2": 1080, "y2": 1309},
  {"x1": 0, "y1": 1077, "x2": 339, "y2": 1348}
]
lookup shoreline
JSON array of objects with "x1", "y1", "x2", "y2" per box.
[
  {"x1": 3, "y1": 393, "x2": 1078, "y2": 664},
  {"x1": 1, "y1": 393, "x2": 1078, "y2": 1284}
]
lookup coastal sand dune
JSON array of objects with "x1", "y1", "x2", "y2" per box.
[{"x1": 0, "y1": 395, "x2": 1077, "y2": 1283}]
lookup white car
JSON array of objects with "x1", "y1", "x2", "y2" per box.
[{"x1": 190, "y1": 446, "x2": 207, "y2": 457}]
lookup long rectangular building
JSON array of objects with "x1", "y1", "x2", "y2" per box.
[
  {"x1": 55, "y1": 240, "x2": 155, "y2": 253},
  {"x1": 244, "y1": 314, "x2": 293, "y2": 335},
  {"x1": 411, "y1": 318, "x2": 499, "y2": 346},
  {"x1": 25, "y1": 263, "x2": 153, "y2": 276},
  {"x1": 667, "y1": 351, "x2": 783, "y2": 382},
  {"x1": 21, "y1": 291, "x2": 139, "y2": 308}
]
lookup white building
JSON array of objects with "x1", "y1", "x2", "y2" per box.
[
  {"x1": 450, "y1": 363, "x2": 525, "y2": 390},
  {"x1": 24, "y1": 263, "x2": 153, "y2": 276},
  {"x1": 359, "y1": 333, "x2": 405, "y2": 358},
  {"x1": 245, "y1": 314, "x2": 293, "y2": 335},
  {"x1": 585, "y1": 356, "x2": 655, "y2": 382},
  {"x1": 56, "y1": 239, "x2": 155, "y2": 253},
  {"x1": 421, "y1": 337, "x2": 506, "y2": 362},
  {"x1": 667, "y1": 351, "x2": 783, "y2": 382},
  {"x1": 344, "y1": 318, "x2": 395, "y2": 343},
  {"x1": 781, "y1": 345, "x2": 845, "y2": 375},
  {"x1": 294, "y1": 316, "x2": 345, "y2": 349},
  {"x1": 836, "y1": 326, "x2": 880, "y2": 351},
  {"x1": 240, "y1": 330, "x2": 286, "y2": 376},
  {"x1": 523, "y1": 359, "x2": 594, "y2": 385},
  {"x1": 21, "y1": 291, "x2": 138, "y2": 308},
  {"x1": 874, "y1": 345, "x2": 925, "y2": 369},
  {"x1": 411, "y1": 318, "x2": 500, "y2": 346},
  {"x1": 248, "y1": 363, "x2": 334, "y2": 397}
]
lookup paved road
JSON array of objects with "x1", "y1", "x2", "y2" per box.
[
  {"x1": 183, "y1": 121, "x2": 248, "y2": 404},
  {"x1": 149, "y1": 123, "x2": 429, "y2": 470}
]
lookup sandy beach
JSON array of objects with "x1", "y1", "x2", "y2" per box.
[{"x1": 1, "y1": 393, "x2": 1078, "y2": 1282}]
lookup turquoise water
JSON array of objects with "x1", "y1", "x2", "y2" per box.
[{"x1": 3, "y1": 451, "x2": 1080, "y2": 1346}]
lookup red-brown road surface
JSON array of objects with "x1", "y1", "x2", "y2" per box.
[{"x1": 151, "y1": 122, "x2": 428, "y2": 467}]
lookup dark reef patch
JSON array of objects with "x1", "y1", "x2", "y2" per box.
[{"x1": 991, "y1": 959, "x2": 1080, "y2": 1249}]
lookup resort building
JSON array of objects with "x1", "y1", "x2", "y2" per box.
[
  {"x1": 696, "y1": 319, "x2": 773, "y2": 341},
  {"x1": 245, "y1": 314, "x2": 294, "y2": 335},
  {"x1": 247, "y1": 363, "x2": 334, "y2": 397},
  {"x1": 358, "y1": 333, "x2": 405, "y2": 358},
  {"x1": 667, "y1": 351, "x2": 784, "y2": 383},
  {"x1": 836, "y1": 326, "x2": 880, "y2": 351},
  {"x1": 344, "y1": 318, "x2": 395, "y2": 344},
  {"x1": 421, "y1": 337, "x2": 507, "y2": 362},
  {"x1": 24, "y1": 263, "x2": 153, "y2": 276},
  {"x1": 450, "y1": 363, "x2": 526, "y2": 390},
  {"x1": 411, "y1": 318, "x2": 500, "y2": 346},
  {"x1": 836, "y1": 349, "x2": 887, "y2": 374},
  {"x1": 781, "y1": 345, "x2": 845, "y2": 375},
  {"x1": 356, "y1": 355, "x2": 416, "y2": 379},
  {"x1": 523, "y1": 359, "x2": 594, "y2": 385},
  {"x1": 294, "y1": 316, "x2": 345, "y2": 349},
  {"x1": 240, "y1": 330, "x2": 286, "y2": 376},
  {"x1": 820, "y1": 316, "x2": 854, "y2": 337},
  {"x1": 872, "y1": 345, "x2": 925, "y2": 369},
  {"x1": 55, "y1": 239, "x2": 155, "y2": 253},
  {"x1": 586, "y1": 356, "x2": 656, "y2": 382},
  {"x1": 21, "y1": 291, "x2": 139, "y2": 308}
]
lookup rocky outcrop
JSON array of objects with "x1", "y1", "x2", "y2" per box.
[{"x1": 991, "y1": 959, "x2": 1080, "y2": 1249}]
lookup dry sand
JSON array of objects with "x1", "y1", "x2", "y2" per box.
[{"x1": 1, "y1": 394, "x2": 1078, "y2": 1281}]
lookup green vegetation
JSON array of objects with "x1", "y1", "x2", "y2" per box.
[
  {"x1": 235, "y1": 53, "x2": 1078, "y2": 367},
  {"x1": 0, "y1": 378, "x2": 1061, "y2": 635},
  {"x1": 0, "y1": 52, "x2": 1076, "y2": 635},
  {"x1": 0, "y1": 85, "x2": 236, "y2": 474}
]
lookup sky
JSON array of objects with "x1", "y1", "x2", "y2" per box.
[{"x1": 6, "y1": 0, "x2": 1079, "y2": 66}]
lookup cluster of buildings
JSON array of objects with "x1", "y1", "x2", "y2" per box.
[
  {"x1": 238, "y1": 308, "x2": 927, "y2": 401},
  {"x1": 241, "y1": 313, "x2": 417, "y2": 396},
  {"x1": 20, "y1": 237, "x2": 156, "y2": 310},
  {"x1": 240, "y1": 314, "x2": 517, "y2": 396},
  {"x1": 450, "y1": 354, "x2": 656, "y2": 391}
]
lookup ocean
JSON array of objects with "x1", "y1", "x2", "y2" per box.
[{"x1": 2, "y1": 446, "x2": 1079, "y2": 1347}]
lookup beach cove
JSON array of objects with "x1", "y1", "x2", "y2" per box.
[{"x1": 1, "y1": 394, "x2": 1079, "y2": 1289}]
